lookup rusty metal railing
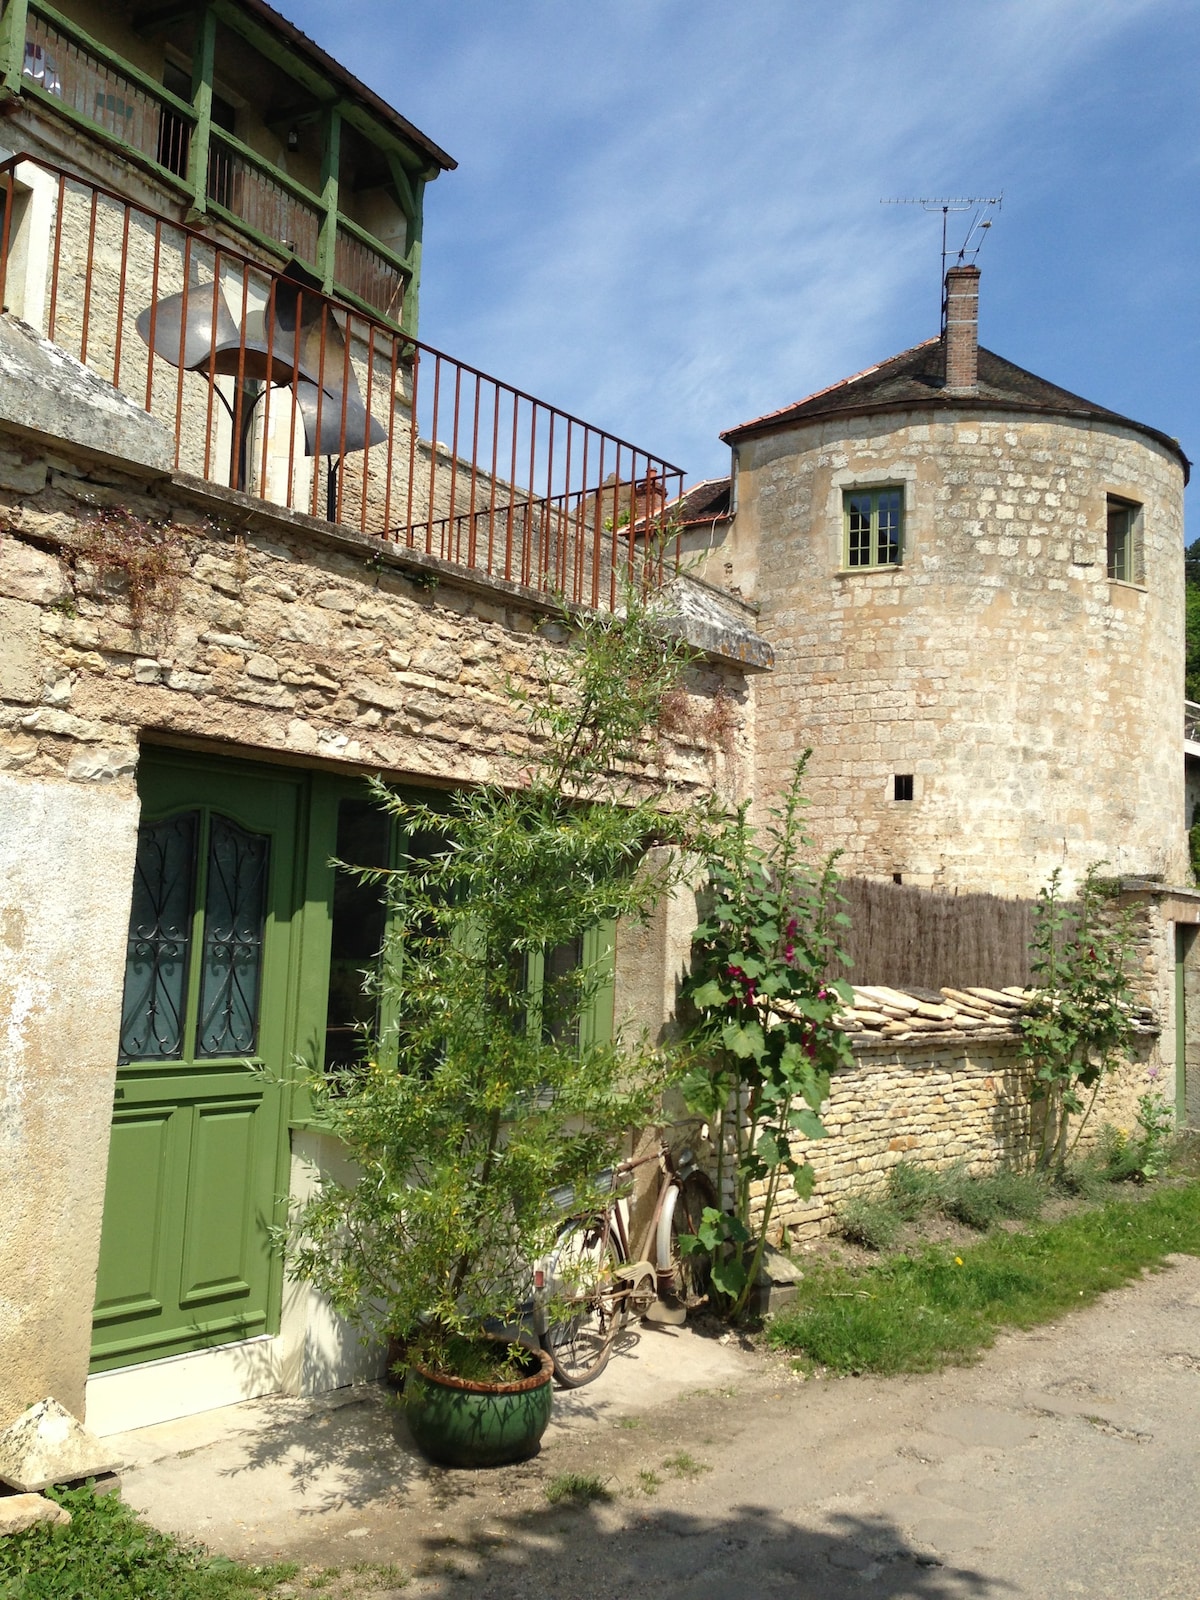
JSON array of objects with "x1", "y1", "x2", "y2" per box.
[{"x1": 0, "y1": 155, "x2": 684, "y2": 610}]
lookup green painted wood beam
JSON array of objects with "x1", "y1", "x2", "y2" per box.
[
  {"x1": 187, "y1": 4, "x2": 217, "y2": 214},
  {"x1": 1, "y1": 0, "x2": 31, "y2": 96},
  {"x1": 385, "y1": 149, "x2": 417, "y2": 224},
  {"x1": 317, "y1": 105, "x2": 340, "y2": 294},
  {"x1": 211, "y1": 0, "x2": 334, "y2": 105},
  {"x1": 401, "y1": 175, "x2": 423, "y2": 337}
]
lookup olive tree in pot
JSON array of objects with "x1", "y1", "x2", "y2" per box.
[{"x1": 288, "y1": 590, "x2": 705, "y2": 1467}]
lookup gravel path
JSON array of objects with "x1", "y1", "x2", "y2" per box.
[{"x1": 114, "y1": 1253, "x2": 1200, "y2": 1598}]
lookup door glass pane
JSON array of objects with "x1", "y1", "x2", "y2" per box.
[
  {"x1": 325, "y1": 798, "x2": 391, "y2": 1071},
  {"x1": 196, "y1": 815, "x2": 270, "y2": 1057},
  {"x1": 543, "y1": 934, "x2": 585, "y2": 1046},
  {"x1": 119, "y1": 812, "x2": 198, "y2": 1063}
]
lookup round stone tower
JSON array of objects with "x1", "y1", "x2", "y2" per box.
[{"x1": 714, "y1": 266, "x2": 1189, "y2": 897}]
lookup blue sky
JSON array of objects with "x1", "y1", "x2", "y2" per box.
[{"x1": 290, "y1": 0, "x2": 1198, "y2": 518}]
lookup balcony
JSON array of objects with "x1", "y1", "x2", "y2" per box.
[
  {"x1": 0, "y1": 156, "x2": 684, "y2": 611},
  {"x1": 2, "y1": 0, "x2": 417, "y2": 327}
]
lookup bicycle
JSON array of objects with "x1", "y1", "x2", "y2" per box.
[{"x1": 531, "y1": 1135, "x2": 718, "y2": 1388}]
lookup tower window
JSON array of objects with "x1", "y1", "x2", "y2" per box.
[
  {"x1": 844, "y1": 486, "x2": 903, "y2": 568},
  {"x1": 893, "y1": 774, "x2": 914, "y2": 802},
  {"x1": 1106, "y1": 496, "x2": 1142, "y2": 584}
]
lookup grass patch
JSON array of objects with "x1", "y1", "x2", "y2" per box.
[
  {"x1": 774, "y1": 1180, "x2": 1200, "y2": 1375},
  {"x1": 660, "y1": 1451, "x2": 711, "y2": 1479},
  {"x1": 0, "y1": 1485, "x2": 297, "y2": 1600},
  {"x1": 544, "y1": 1471, "x2": 611, "y2": 1506},
  {"x1": 635, "y1": 1469, "x2": 661, "y2": 1495}
]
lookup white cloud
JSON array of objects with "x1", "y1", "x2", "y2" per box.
[{"x1": 287, "y1": 0, "x2": 1193, "y2": 484}]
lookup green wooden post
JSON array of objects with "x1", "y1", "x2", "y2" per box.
[
  {"x1": 401, "y1": 176, "x2": 424, "y2": 337},
  {"x1": 317, "y1": 105, "x2": 340, "y2": 293},
  {"x1": 385, "y1": 151, "x2": 423, "y2": 335},
  {"x1": 0, "y1": 0, "x2": 30, "y2": 97},
  {"x1": 187, "y1": 4, "x2": 217, "y2": 215},
  {"x1": 1177, "y1": 926, "x2": 1189, "y2": 1127}
]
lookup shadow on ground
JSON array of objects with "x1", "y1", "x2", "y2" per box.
[{"x1": 400, "y1": 1497, "x2": 1015, "y2": 1599}]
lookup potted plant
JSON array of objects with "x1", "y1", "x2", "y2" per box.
[{"x1": 289, "y1": 590, "x2": 705, "y2": 1466}]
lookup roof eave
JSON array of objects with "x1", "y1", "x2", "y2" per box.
[
  {"x1": 722, "y1": 393, "x2": 1190, "y2": 482},
  {"x1": 232, "y1": 0, "x2": 457, "y2": 173}
]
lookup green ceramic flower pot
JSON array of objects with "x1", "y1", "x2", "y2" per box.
[{"x1": 404, "y1": 1341, "x2": 554, "y2": 1468}]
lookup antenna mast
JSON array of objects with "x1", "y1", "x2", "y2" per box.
[{"x1": 880, "y1": 194, "x2": 1003, "y2": 327}]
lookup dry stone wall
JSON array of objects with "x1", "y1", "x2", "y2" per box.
[{"x1": 762, "y1": 979, "x2": 1158, "y2": 1240}]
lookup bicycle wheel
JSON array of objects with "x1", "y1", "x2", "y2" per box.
[
  {"x1": 666, "y1": 1171, "x2": 717, "y2": 1309},
  {"x1": 540, "y1": 1216, "x2": 622, "y2": 1388}
]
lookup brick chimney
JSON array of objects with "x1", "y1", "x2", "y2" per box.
[{"x1": 943, "y1": 264, "x2": 980, "y2": 393}]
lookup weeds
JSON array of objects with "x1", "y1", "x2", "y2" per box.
[
  {"x1": 661, "y1": 1451, "x2": 711, "y2": 1479},
  {"x1": 635, "y1": 1469, "x2": 662, "y2": 1495},
  {"x1": 544, "y1": 1472, "x2": 611, "y2": 1506},
  {"x1": 837, "y1": 1160, "x2": 1048, "y2": 1250},
  {"x1": 775, "y1": 1180, "x2": 1200, "y2": 1375},
  {"x1": 0, "y1": 1484, "x2": 296, "y2": 1599},
  {"x1": 839, "y1": 1196, "x2": 903, "y2": 1252}
]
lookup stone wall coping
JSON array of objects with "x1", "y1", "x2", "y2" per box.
[{"x1": 822, "y1": 980, "x2": 1160, "y2": 1053}]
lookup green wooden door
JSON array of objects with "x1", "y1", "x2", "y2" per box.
[{"x1": 91, "y1": 752, "x2": 302, "y2": 1372}]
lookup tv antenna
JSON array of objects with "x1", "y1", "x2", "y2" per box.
[{"x1": 880, "y1": 194, "x2": 1003, "y2": 325}]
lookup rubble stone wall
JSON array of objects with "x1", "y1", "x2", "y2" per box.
[
  {"x1": 0, "y1": 437, "x2": 749, "y2": 804},
  {"x1": 731, "y1": 407, "x2": 1187, "y2": 897}
]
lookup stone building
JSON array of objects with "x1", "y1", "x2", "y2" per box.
[
  {"x1": 1, "y1": 0, "x2": 1196, "y2": 1468},
  {"x1": 0, "y1": 0, "x2": 764, "y2": 1445},
  {"x1": 680, "y1": 263, "x2": 1200, "y2": 1226}
]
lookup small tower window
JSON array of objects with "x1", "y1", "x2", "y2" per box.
[
  {"x1": 1106, "y1": 496, "x2": 1142, "y2": 584},
  {"x1": 844, "y1": 487, "x2": 903, "y2": 568},
  {"x1": 893, "y1": 774, "x2": 914, "y2": 802}
]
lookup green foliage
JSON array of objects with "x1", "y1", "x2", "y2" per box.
[
  {"x1": 838, "y1": 1195, "x2": 903, "y2": 1252},
  {"x1": 413, "y1": 1335, "x2": 534, "y2": 1384},
  {"x1": 1098, "y1": 1090, "x2": 1175, "y2": 1184},
  {"x1": 0, "y1": 1484, "x2": 295, "y2": 1600},
  {"x1": 838, "y1": 1160, "x2": 1046, "y2": 1250},
  {"x1": 1019, "y1": 865, "x2": 1138, "y2": 1171},
  {"x1": 771, "y1": 1181, "x2": 1200, "y2": 1374},
  {"x1": 936, "y1": 1164, "x2": 1047, "y2": 1230},
  {"x1": 544, "y1": 1472, "x2": 612, "y2": 1505},
  {"x1": 1185, "y1": 538, "x2": 1200, "y2": 702},
  {"x1": 678, "y1": 755, "x2": 854, "y2": 1317},
  {"x1": 885, "y1": 1159, "x2": 943, "y2": 1218},
  {"x1": 289, "y1": 589, "x2": 705, "y2": 1366}
]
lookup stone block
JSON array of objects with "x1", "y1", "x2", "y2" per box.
[
  {"x1": 0, "y1": 1399, "x2": 119, "y2": 1493},
  {"x1": 0, "y1": 538, "x2": 66, "y2": 604},
  {"x1": 0, "y1": 1492, "x2": 71, "y2": 1536},
  {"x1": 0, "y1": 597, "x2": 40, "y2": 703}
]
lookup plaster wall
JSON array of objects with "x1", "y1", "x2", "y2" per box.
[
  {"x1": 734, "y1": 408, "x2": 1187, "y2": 896},
  {"x1": 0, "y1": 411, "x2": 750, "y2": 1431},
  {"x1": 0, "y1": 771, "x2": 138, "y2": 1427}
]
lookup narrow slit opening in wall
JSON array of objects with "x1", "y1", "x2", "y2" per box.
[
  {"x1": 892, "y1": 872, "x2": 903, "y2": 885},
  {"x1": 893, "y1": 774, "x2": 914, "y2": 802}
]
